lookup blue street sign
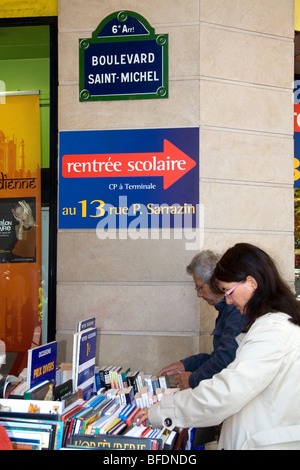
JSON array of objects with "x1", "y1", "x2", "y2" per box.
[{"x1": 79, "y1": 11, "x2": 168, "y2": 101}]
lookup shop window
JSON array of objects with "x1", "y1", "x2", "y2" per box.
[{"x1": 0, "y1": 18, "x2": 57, "y2": 373}]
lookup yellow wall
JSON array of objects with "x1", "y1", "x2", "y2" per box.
[
  {"x1": 0, "y1": 0, "x2": 57, "y2": 18},
  {"x1": 296, "y1": 0, "x2": 300, "y2": 30}
]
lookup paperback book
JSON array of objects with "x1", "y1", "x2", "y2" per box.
[{"x1": 72, "y1": 327, "x2": 97, "y2": 400}]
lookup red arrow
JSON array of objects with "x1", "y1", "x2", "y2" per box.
[{"x1": 62, "y1": 140, "x2": 196, "y2": 189}]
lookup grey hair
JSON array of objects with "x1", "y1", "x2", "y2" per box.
[{"x1": 186, "y1": 250, "x2": 221, "y2": 283}]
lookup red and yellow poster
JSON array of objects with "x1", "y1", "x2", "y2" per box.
[{"x1": 0, "y1": 93, "x2": 41, "y2": 369}]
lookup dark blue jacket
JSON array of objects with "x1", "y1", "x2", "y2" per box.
[{"x1": 181, "y1": 299, "x2": 245, "y2": 388}]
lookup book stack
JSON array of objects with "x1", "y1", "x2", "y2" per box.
[
  {"x1": 0, "y1": 398, "x2": 64, "y2": 449},
  {"x1": 61, "y1": 386, "x2": 179, "y2": 450},
  {"x1": 61, "y1": 364, "x2": 181, "y2": 450},
  {"x1": 0, "y1": 372, "x2": 180, "y2": 449},
  {"x1": 95, "y1": 366, "x2": 171, "y2": 406}
]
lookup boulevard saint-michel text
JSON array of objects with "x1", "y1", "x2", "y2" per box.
[{"x1": 88, "y1": 53, "x2": 160, "y2": 84}]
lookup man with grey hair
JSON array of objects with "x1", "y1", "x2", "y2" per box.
[{"x1": 158, "y1": 250, "x2": 245, "y2": 390}]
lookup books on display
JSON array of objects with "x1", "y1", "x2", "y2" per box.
[{"x1": 0, "y1": 318, "x2": 184, "y2": 450}]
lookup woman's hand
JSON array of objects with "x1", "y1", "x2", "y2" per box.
[{"x1": 133, "y1": 408, "x2": 149, "y2": 426}]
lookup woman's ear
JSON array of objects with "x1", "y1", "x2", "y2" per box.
[{"x1": 246, "y1": 275, "x2": 258, "y2": 291}]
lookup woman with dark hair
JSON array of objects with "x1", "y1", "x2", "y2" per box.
[
  {"x1": 136, "y1": 243, "x2": 300, "y2": 450},
  {"x1": 211, "y1": 243, "x2": 300, "y2": 331}
]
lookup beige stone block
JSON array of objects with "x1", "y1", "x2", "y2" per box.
[
  {"x1": 58, "y1": 31, "x2": 82, "y2": 83},
  {"x1": 200, "y1": 0, "x2": 294, "y2": 38},
  {"x1": 56, "y1": 331, "x2": 200, "y2": 374},
  {"x1": 58, "y1": 0, "x2": 200, "y2": 30},
  {"x1": 200, "y1": 25, "x2": 294, "y2": 88},
  {"x1": 200, "y1": 80, "x2": 293, "y2": 135},
  {"x1": 97, "y1": 334, "x2": 200, "y2": 374},
  {"x1": 200, "y1": 128, "x2": 293, "y2": 185},
  {"x1": 201, "y1": 181, "x2": 293, "y2": 233},
  {"x1": 200, "y1": 232, "x2": 295, "y2": 284},
  {"x1": 58, "y1": 80, "x2": 199, "y2": 130},
  {"x1": 56, "y1": 283, "x2": 199, "y2": 333},
  {"x1": 57, "y1": 231, "x2": 199, "y2": 282},
  {"x1": 166, "y1": 25, "x2": 200, "y2": 78}
]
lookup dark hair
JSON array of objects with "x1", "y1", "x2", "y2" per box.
[{"x1": 210, "y1": 243, "x2": 300, "y2": 330}]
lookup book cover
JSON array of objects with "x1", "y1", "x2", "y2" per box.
[
  {"x1": 24, "y1": 380, "x2": 54, "y2": 401},
  {"x1": 56, "y1": 362, "x2": 72, "y2": 386},
  {"x1": 68, "y1": 433, "x2": 163, "y2": 450},
  {"x1": 72, "y1": 328, "x2": 97, "y2": 400},
  {"x1": 0, "y1": 418, "x2": 60, "y2": 450},
  {"x1": 7, "y1": 379, "x2": 28, "y2": 398},
  {"x1": 0, "y1": 398, "x2": 63, "y2": 416},
  {"x1": 76, "y1": 317, "x2": 96, "y2": 332},
  {"x1": 0, "y1": 375, "x2": 23, "y2": 398},
  {"x1": 53, "y1": 379, "x2": 73, "y2": 401}
]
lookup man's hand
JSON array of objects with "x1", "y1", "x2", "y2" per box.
[
  {"x1": 157, "y1": 361, "x2": 185, "y2": 377},
  {"x1": 174, "y1": 371, "x2": 191, "y2": 390}
]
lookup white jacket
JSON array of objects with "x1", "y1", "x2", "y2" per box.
[{"x1": 149, "y1": 312, "x2": 300, "y2": 450}]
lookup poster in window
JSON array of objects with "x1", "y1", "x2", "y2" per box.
[
  {"x1": 0, "y1": 197, "x2": 36, "y2": 263},
  {"x1": 0, "y1": 93, "x2": 41, "y2": 357}
]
